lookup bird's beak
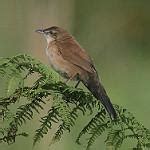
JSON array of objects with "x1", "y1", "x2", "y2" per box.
[{"x1": 35, "y1": 29, "x2": 44, "y2": 34}]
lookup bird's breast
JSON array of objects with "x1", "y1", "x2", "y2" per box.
[
  {"x1": 45, "y1": 47, "x2": 65, "y2": 75},
  {"x1": 45, "y1": 46, "x2": 80, "y2": 80},
  {"x1": 46, "y1": 46, "x2": 83, "y2": 80}
]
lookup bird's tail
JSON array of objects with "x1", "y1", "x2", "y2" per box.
[{"x1": 82, "y1": 74, "x2": 117, "y2": 119}]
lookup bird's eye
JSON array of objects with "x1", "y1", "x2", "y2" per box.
[
  {"x1": 49, "y1": 30, "x2": 57, "y2": 36},
  {"x1": 49, "y1": 31, "x2": 53, "y2": 34}
]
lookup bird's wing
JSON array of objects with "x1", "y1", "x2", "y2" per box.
[{"x1": 56, "y1": 38, "x2": 96, "y2": 73}]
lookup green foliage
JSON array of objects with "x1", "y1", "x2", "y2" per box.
[
  {"x1": 0, "y1": 54, "x2": 150, "y2": 149},
  {"x1": 33, "y1": 106, "x2": 59, "y2": 145}
]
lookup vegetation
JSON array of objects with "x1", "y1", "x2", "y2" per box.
[{"x1": 0, "y1": 54, "x2": 150, "y2": 149}]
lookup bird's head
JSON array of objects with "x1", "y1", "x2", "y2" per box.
[{"x1": 35, "y1": 26, "x2": 70, "y2": 44}]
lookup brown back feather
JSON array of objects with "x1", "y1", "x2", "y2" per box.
[{"x1": 55, "y1": 37, "x2": 95, "y2": 73}]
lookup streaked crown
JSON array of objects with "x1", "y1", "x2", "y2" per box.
[{"x1": 35, "y1": 26, "x2": 71, "y2": 44}]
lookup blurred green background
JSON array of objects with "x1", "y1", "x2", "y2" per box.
[{"x1": 0, "y1": 0, "x2": 150, "y2": 149}]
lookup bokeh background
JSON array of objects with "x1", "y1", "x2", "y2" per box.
[{"x1": 0, "y1": 0, "x2": 150, "y2": 149}]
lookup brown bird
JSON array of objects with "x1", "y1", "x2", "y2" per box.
[{"x1": 36, "y1": 26, "x2": 117, "y2": 119}]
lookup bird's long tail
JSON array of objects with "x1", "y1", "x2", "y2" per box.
[{"x1": 82, "y1": 74, "x2": 117, "y2": 119}]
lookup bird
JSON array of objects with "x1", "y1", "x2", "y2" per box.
[{"x1": 35, "y1": 26, "x2": 117, "y2": 119}]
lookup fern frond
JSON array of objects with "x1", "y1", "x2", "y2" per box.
[
  {"x1": 33, "y1": 107, "x2": 59, "y2": 145},
  {"x1": 106, "y1": 129, "x2": 124, "y2": 149},
  {"x1": 5, "y1": 89, "x2": 47, "y2": 144},
  {"x1": 86, "y1": 122, "x2": 109, "y2": 150},
  {"x1": 76, "y1": 108, "x2": 107, "y2": 145},
  {"x1": 15, "y1": 98, "x2": 44, "y2": 125},
  {"x1": 0, "y1": 132, "x2": 28, "y2": 144},
  {"x1": 51, "y1": 102, "x2": 87, "y2": 144},
  {"x1": 0, "y1": 54, "x2": 150, "y2": 149},
  {"x1": 51, "y1": 123, "x2": 65, "y2": 145}
]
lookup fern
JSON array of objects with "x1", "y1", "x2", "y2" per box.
[
  {"x1": 0, "y1": 54, "x2": 150, "y2": 149},
  {"x1": 33, "y1": 107, "x2": 59, "y2": 145},
  {"x1": 51, "y1": 123, "x2": 65, "y2": 144},
  {"x1": 0, "y1": 132, "x2": 28, "y2": 144}
]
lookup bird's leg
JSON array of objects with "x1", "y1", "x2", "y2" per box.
[
  {"x1": 65, "y1": 78, "x2": 71, "y2": 84},
  {"x1": 65, "y1": 73, "x2": 79, "y2": 86},
  {"x1": 75, "y1": 80, "x2": 80, "y2": 88},
  {"x1": 65, "y1": 74, "x2": 75, "y2": 84},
  {"x1": 74, "y1": 73, "x2": 80, "y2": 88}
]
